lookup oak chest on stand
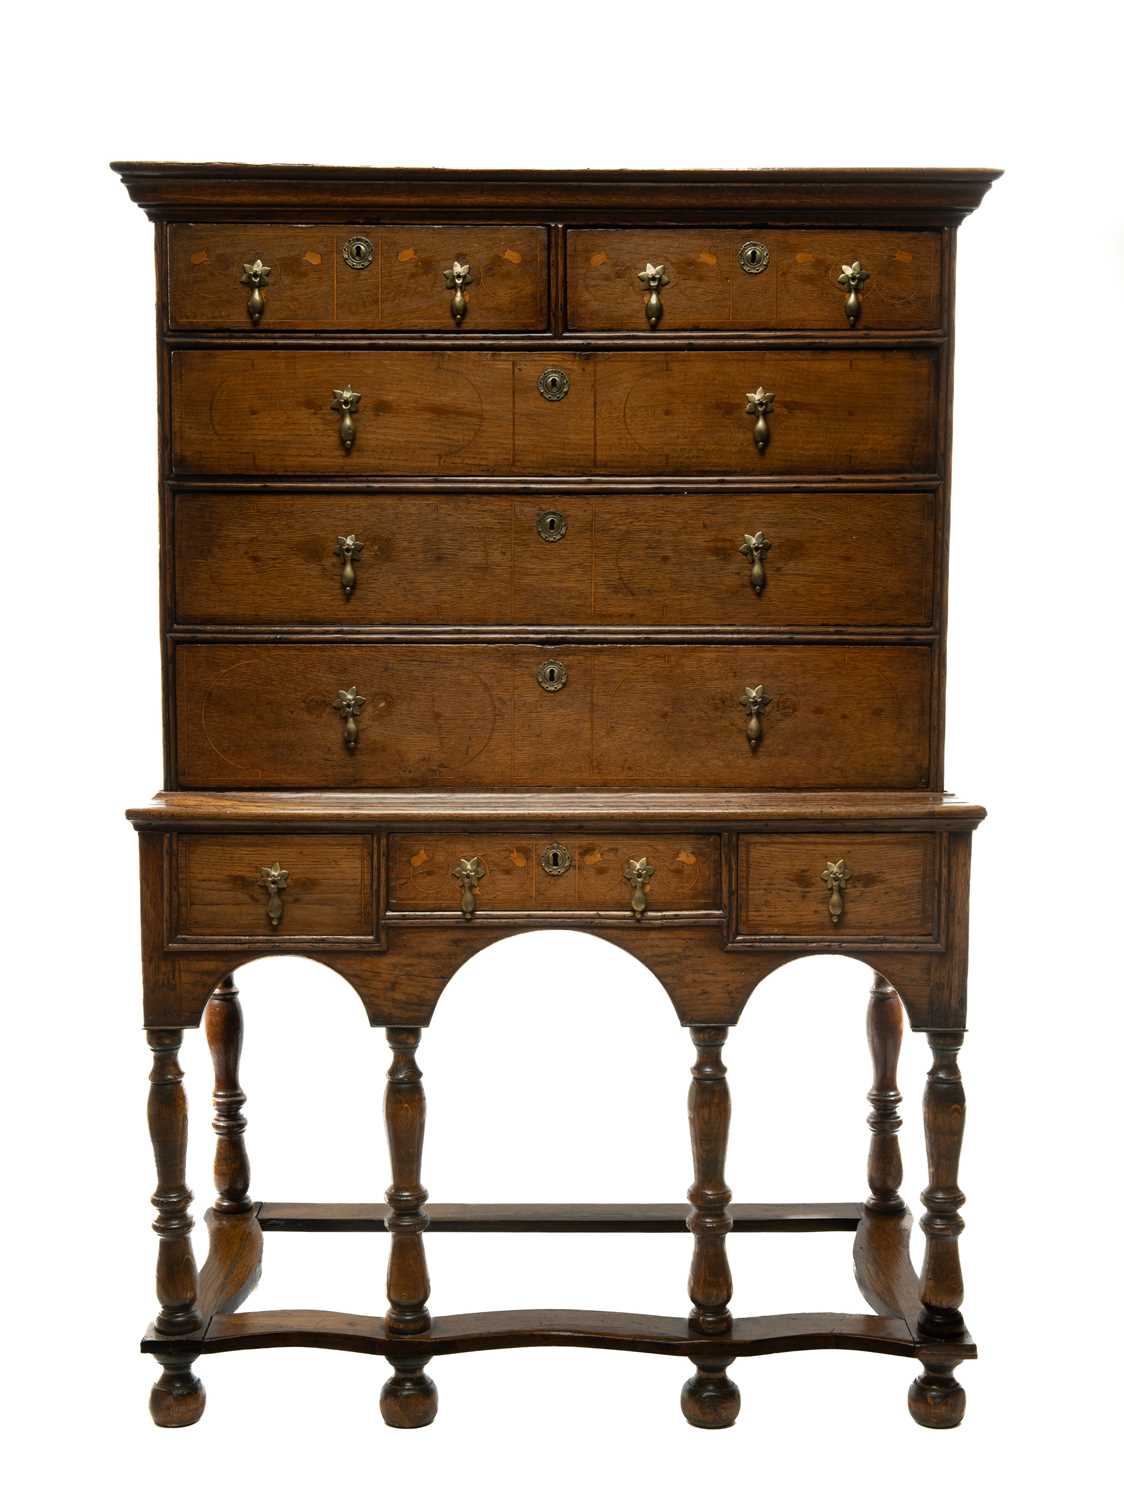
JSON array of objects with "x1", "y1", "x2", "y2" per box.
[{"x1": 115, "y1": 162, "x2": 997, "y2": 1432}]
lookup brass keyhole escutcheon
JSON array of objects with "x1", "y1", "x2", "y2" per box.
[
  {"x1": 738, "y1": 240, "x2": 769, "y2": 275},
  {"x1": 537, "y1": 510, "x2": 567, "y2": 543},
  {"x1": 540, "y1": 842, "x2": 573, "y2": 877},
  {"x1": 537, "y1": 660, "x2": 568, "y2": 692},
  {"x1": 538, "y1": 367, "x2": 570, "y2": 402},
  {"x1": 342, "y1": 235, "x2": 374, "y2": 270}
]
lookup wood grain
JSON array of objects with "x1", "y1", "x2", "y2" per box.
[
  {"x1": 174, "y1": 643, "x2": 933, "y2": 791},
  {"x1": 173, "y1": 490, "x2": 936, "y2": 628}
]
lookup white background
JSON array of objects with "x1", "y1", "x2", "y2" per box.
[{"x1": 3, "y1": 3, "x2": 1121, "y2": 1495}]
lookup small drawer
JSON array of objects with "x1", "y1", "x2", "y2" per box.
[
  {"x1": 567, "y1": 229, "x2": 942, "y2": 332},
  {"x1": 736, "y1": 834, "x2": 939, "y2": 940},
  {"x1": 173, "y1": 835, "x2": 375, "y2": 939},
  {"x1": 168, "y1": 224, "x2": 548, "y2": 331},
  {"x1": 389, "y1": 834, "x2": 721, "y2": 917},
  {"x1": 173, "y1": 490, "x2": 936, "y2": 629}
]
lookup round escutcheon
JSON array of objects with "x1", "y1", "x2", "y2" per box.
[
  {"x1": 536, "y1": 510, "x2": 568, "y2": 543},
  {"x1": 738, "y1": 240, "x2": 770, "y2": 275},
  {"x1": 539, "y1": 842, "x2": 573, "y2": 877},
  {"x1": 536, "y1": 660, "x2": 568, "y2": 692},
  {"x1": 342, "y1": 235, "x2": 374, "y2": 270},
  {"x1": 538, "y1": 367, "x2": 571, "y2": 401}
]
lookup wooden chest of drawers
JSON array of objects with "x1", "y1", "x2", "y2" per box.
[{"x1": 117, "y1": 163, "x2": 996, "y2": 1436}]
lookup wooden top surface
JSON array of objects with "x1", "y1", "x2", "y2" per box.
[
  {"x1": 127, "y1": 790, "x2": 986, "y2": 831},
  {"x1": 112, "y1": 163, "x2": 1002, "y2": 224}
]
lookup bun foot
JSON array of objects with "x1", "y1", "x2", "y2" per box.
[
  {"x1": 380, "y1": 1358, "x2": 438, "y2": 1428},
  {"x1": 681, "y1": 1356, "x2": 740, "y2": 1429},
  {"x1": 908, "y1": 1358, "x2": 966, "y2": 1429},
  {"x1": 149, "y1": 1355, "x2": 206, "y2": 1427}
]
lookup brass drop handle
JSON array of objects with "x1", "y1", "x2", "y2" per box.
[
  {"x1": 453, "y1": 856, "x2": 486, "y2": 920},
  {"x1": 624, "y1": 857, "x2": 655, "y2": 920},
  {"x1": 739, "y1": 684, "x2": 771, "y2": 751},
  {"x1": 334, "y1": 534, "x2": 363, "y2": 599},
  {"x1": 331, "y1": 386, "x2": 361, "y2": 453},
  {"x1": 837, "y1": 261, "x2": 871, "y2": 328},
  {"x1": 240, "y1": 258, "x2": 270, "y2": 325},
  {"x1": 637, "y1": 262, "x2": 670, "y2": 328},
  {"x1": 258, "y1": 862, "x2": 289, "y2": 928},
  {"x1": 745, "y1": 387, "x2": 775, "y2": 455},
  {"x1": 821, "y1": 859, "x2": 852, "y2": 924},
  {"x1": 333, "y1": 685, "x2": 366, "y2": 751},
  {"x1": 443, "y1": 260, "x2": 473, "y2": 326},
  {"x1": 739, "y1": 531, "x2": 772, "y2": 595}
]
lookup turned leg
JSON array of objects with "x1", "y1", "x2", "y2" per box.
[
  {"x1": 381, "y1": 1027, "x2": 437, "y2": 1428},
  {"x1": 865, "y1": 973, "x2": 905, "y2": 1214},
  {"x1": 146, "y1": 1028, "x2": 205, "y2": 1427},
  {"x1": 681, "y1": 1025, "x2": 740, "y2": 1429},
  {"x1": 909, "y1": 1030, "x2": 968, "y2": 1429},
  {"x1": 204, "y1": 975, "x2": 252, "y2": 1215}
]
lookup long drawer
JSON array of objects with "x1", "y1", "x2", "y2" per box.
[
  {"x1": 174, "y1": 643, "x2": 932, "y2": 790},
  {"x1": 567, "y1": 229, "x2": 942, "y2": 331},
  {"x1": 170, "y1": 350, "x2": 938, "y2": 477},
  {"x1": 174, "y1": 490, "x2": 937, "y2": 627},
  {"x1": 168, "y1": 224, "x2": 548, "y2": 331}
]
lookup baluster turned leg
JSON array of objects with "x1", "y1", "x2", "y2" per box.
[
  {"x1": 866, "y1": 973, "x2": 906, "y2": 1214},
  {"x1": 681, "y1": 1025, "x2": 740, "y2": 1429},
  {"x1": 204, "y1": 975, "x2": 252, "y2": 1215},
  {"x1": 380, "y1": 1027, "x2": 438, "y2": 1428},
  {"x1": 146, "y1": 1028, "x2": 205, "y2": 1427},
  {"x1": 909, "y1": 1030, "x2": 968, "y2": 1428}
]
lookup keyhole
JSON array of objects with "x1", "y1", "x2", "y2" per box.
[
  {"x1": 550, "y1": 849, "x2": 560, "y2": 869},
  {"x1": 546, "y1": 667, "x2": 556, "y2": 683}
]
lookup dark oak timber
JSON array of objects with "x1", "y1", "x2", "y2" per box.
[{"x1": 118, "y1": 163, "x2": 993, "y2": 1435}]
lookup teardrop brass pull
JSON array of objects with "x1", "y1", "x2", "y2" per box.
[
  {"x1": 821, "y1": 859, "x2": 852, "y2": 924},
  {"x1": 624, "y1": 857, "x2": 655, "y2": 920},
  {"x1": 452, "y1": 856, "x2": 486, "y2": 920},
  {"x1": 745, "y1": 388, "x2": 775, "y2": 455},
  {"x1": 330, "y1": 386, "x2": 361, "y2": 453},
  {"x1": 443, "y1": 260, "x2": 473, "y2": 326},
  {"x1": 739, "y1": 531, "x2": 772, "y2": 594},
  {"x1": 837, "y1": 261, "x2": 871, "y2": 327},
  {"x1": 334, "y1": 534, "x2": 363, "y2": 599},
  {"x1": 333, "y1": 685, "x2": 366, "y2": 751},
  {"x1": 257, "y1": 862, "x2": 289, "y2": 928},
  {"x1": 637, "y1": 262, "x2": 670, "y2": 328},
  {"x1": 240, "y1": 259, "x2": 270, "y2": 325},
  {"x1": 739, "y1": 684, "x2": 771, "y2": 750}
]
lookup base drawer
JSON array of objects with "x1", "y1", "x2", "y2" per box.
[
  {"x1": 736, "y1": 834, "x2": 939, "y2": 940},
  {"x1": 173, "y1": 834, "x2": 375, "y2": 939},
  {"x1": 389, "y1": 834, "x2": 721, "y2": 918}
]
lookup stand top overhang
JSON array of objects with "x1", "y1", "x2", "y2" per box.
[{"x1": 111, "y1": 163, "x2": 1003, "y2": 226}]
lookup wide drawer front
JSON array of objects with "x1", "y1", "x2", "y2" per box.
[
  {"x1": 174, "y1": 644, "x2": 932, "y2": 790},
  {"x1": 168, "y1": 224, "x2": 548, "y2": 330},
  {"x1": 173, "y1": 834, "x2": 376, "y2": 938},
  {"x1": 174, "y1": 490, "x2": 936, "y2": 628},
  {"x1": 567, "y1": 229, "x2": 942, "y2": 331},
  {"x1": 171, "y1": 350, "x2": 938, "y2": 476},
  {"x1": 389, "y1": 834, "x2": 721, "y2": 917},
  {"x1": 736, "y1": 833, "x2": 939, "y2": 939}
]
